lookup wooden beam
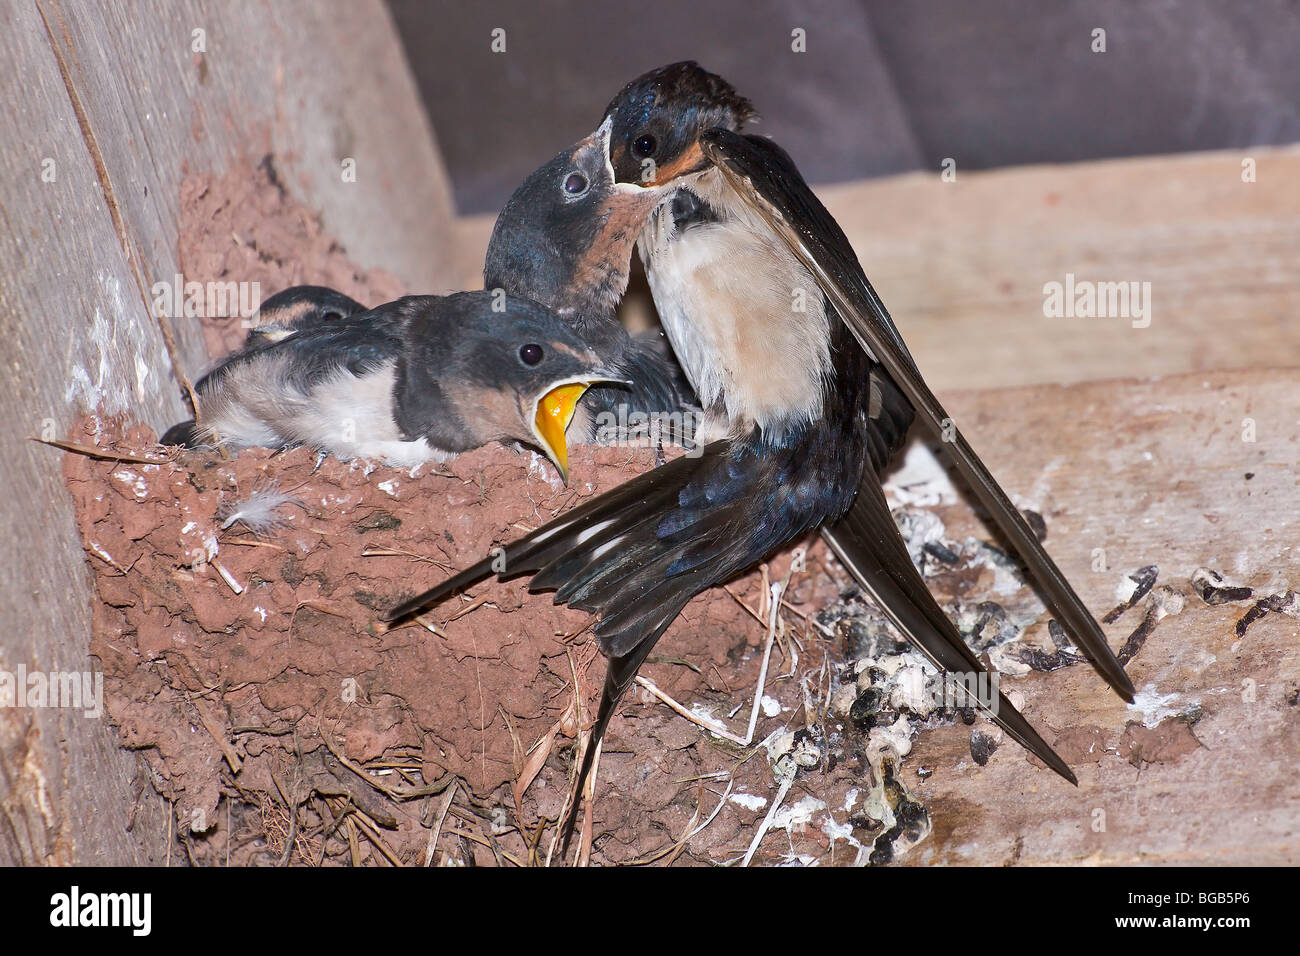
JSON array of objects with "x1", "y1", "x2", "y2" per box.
[
  {"x1": 822, "y1": 146, "x2": 1300, "y2": 390},
  {"x1": 455, "y1": 145, "x2": 1300, "y2": 389},
  {"x1": 896, "y1": 368, "x2": 1298, "y2": 865},
  {"x1": 0, "y1": 0, "x2": 457, "y2": 864}
]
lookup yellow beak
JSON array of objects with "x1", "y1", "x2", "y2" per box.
[{"x1": 533, "y1": 382, "x2": 592, "y2": 483}]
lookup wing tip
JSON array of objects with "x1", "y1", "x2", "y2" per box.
[
  {"x1": 1108, "y1": 659, "x2": 1137, "y2": 702},
  {"x1": 1050, "y1": 758, "x2": 1080, "y2": 787},
  {"x1": 383, "y1": 558, "x2": 495, "y2": 622}
]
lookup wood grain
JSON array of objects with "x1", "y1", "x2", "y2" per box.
[
  {"x1": 0, "y1": 0, "x2": 457, "y2": 864},
  {"x1": 820, "y1": 146, "x2": 1300, "y2": 391},
  {"x1": 892, "y1": 368, "x2": 1299, "y2": 865},
  {"x1": 454, "y1": 145, "x2": 1300, "y2": 390}
]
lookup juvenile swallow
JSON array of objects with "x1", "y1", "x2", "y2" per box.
[
  {"x1": 241, "y1": 285, "x2": 367, "y2": 348},
  {"x1": 484, "y1": 120, "x2": 698, "y2": 445},
  {"x1": 162, "y1": 286, "x2": 369, "y2": 447},
  {"x1": 162, "y1": 290, "x2": 615, "y2": 479}
]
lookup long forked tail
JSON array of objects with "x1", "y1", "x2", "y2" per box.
[
  {"x1": 822, "y1": 472, "x2": 1079, "y2": 784},
  {"x1": 558, "y1": 634, "x2": 665, "y2": 857}
]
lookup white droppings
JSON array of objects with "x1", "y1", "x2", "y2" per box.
[
  {"x1": 988, "y1": 644, "x2": 1032, "y2": 677},
  {"x1": 821, "y1": 816, "x2": 856, "y2": 845},
  {"x1": 66, "y1": 364, "x2": 98, "y2": 409},
  {"x1": 134, "y1": 353, "x2": 150, "y2": 401},
  {"x1": 69, "y1": 308, "x2": 117, "y2": 407},
  {"x1": 760, "y1": 695, "x2": 782, "y2": 717},
  {"x1": 1129, "y1": 684, "x2": 1182, "y2": 728},
  {"x1": 896, "y1": 509, "x2": 947, "y2": 565},
  {"x1": 729, "y1": 792, "x2": 767, "y2": 812},
  {"x1": 889, "y1": 660, "x2": 939, "y2": 715},
  {"x1": 868, "y1": 715, "x2": 915, "y2": 762},
  {"x1": 112, "y1": 468, "x2": 149, "y2": 499},
  {"x1": 378, "y1": 479, "x2": 398, "y2": 496},
  {"x1": 882, "y1": 441, "x2": 959, "y2": 507},
  {"x1": 688, "y1": 702, "x2": 732, "y2": 738},
  {"x1": 527, "y1": 450, "x2": 564, "y2": 489},
  {"x1": 770, "y1": 795, "x2": 826, "y2": 830}
]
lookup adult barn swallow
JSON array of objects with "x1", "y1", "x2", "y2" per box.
[
  {"x1": 389, "y1": 66, "x2": 1132, "y2": 853},
  {"x1": 484, "y1": 120, "x2": 698, "y2": 444},
  {"x1": 598, "y1": 64, "x2": 1133, "y2": 709},
  {"x1": 385, "y1": 118, "x2": 1073, "y2": 852},
  {"x1": 162, "y1": 290, "x2": 614, "y2": 479}
]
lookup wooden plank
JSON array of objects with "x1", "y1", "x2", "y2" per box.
[
  {"x1": 892, "y1": 367, "x2": 1299, "y2": 865},
  {"x1": 0, "y1": 0, "x2": 460, "y2": 864},
  {"x1": 38, "y1": 0, "x2": 460, "y2": 374},
  {"x1": 455, "y1": 145, "x2": 1300, "y2": 388},
  {"x1": 822, "y1": 146, "x2": 1300, "y2": 390},
  {"x1": 0, "y1": 0, "x2": 178, "y2": 866}
]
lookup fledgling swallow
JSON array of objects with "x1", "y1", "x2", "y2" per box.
[
  {"x1": 162, "y1": 286, "x2": 370, "y2": 447},
  {"x1": 241, "y1": 285, "x2": 367, "y2": 348},
  {"x1": 162, "y1": 290, "x2": 616, "y2": 480},
  {"x1": 485, "y1": 120, "x2": 699, "y2": 445}
]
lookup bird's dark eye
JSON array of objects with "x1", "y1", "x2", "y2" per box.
[
  {"x1": 519, "y1": 343, "x2": 544, "y2": 366},
  {"x1": 633, "y1": 134, "x2": 657, "y2": 157},
  {"x1": 563, "y1": 172, "x2": 588, "y2": 195}
]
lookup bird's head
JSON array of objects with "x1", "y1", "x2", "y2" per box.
[
  {"x1": 243, "y1": 285, "x2": 366, "y2": 348},
  {"x1": 485, "y1": 120, "x2": 670, "y2": 324},
  {"x1": 397, "y1": 292, "x2": 623, "y2": 483},
  {"x1": 601, "y1": 60, "x2": 757, "y2": 188}
]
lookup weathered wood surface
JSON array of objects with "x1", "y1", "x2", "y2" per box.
[
  {"x1": 0, "y1": 0, "x2": 456, "y2": 864},
  {"x1": 454, "y1": 146, "x2": 1300, "y2": 391},
  {"x1": 890, "y1": 367, "x2": 1299, "y2": 865},
  {"x1": 821, "y1": 147, "x2": 1300, "y2": 392},
  {"x1": 0, "y1": 1, "x2": 176, "y2": 866}
]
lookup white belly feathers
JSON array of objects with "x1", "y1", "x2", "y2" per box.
[
  {"x1": 198, "y1": 353, "x2": 448, "y2": 467},
  {"x1": 637, "y1": 170, "x2": 832, "y2": 439}
]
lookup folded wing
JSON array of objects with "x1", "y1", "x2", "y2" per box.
[{"x1": 700, "y1": 128, "x2": 1133, "y2": 703}]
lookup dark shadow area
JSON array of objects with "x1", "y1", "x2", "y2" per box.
[{"x1": 389, "y1": 0, "x2": 1300, "y2": 214}]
